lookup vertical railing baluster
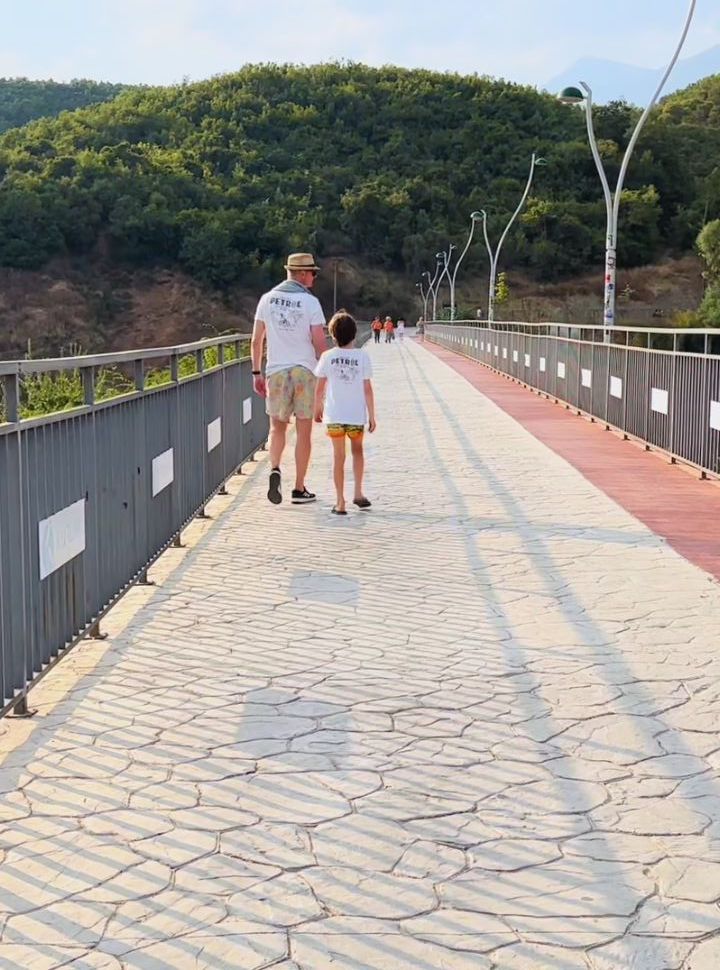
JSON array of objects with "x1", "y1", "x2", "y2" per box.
[{"x1": 668, "y1": 334, "x2": 678, "y2": 462}]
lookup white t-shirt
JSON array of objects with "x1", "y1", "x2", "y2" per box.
[
  {"x1": 254, "y1": 281, "x2": 326, "y2": 376},
  {"x1": 315, "y1": 347, "x2": 373, "y2": 425}
]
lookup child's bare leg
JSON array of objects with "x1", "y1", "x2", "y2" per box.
[
  {"x1": 332, "y1": 436, "x2": 346, "y2": 511},
  {"x1": 350, "y1": 435, "x2": 365, "y2": 501}
]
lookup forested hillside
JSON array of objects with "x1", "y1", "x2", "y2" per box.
[
  {"x1": 658, "y1": 75, "x2": 720, "y2": 127},
  {"x1": 0, "y1": 78, "x2": 129, "y2": 133},
  {"x1": 0, "y1": 64, "x2": 717, "y2": 291}
]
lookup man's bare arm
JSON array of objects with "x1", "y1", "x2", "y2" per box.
[
  {"x1": 251, "y1": 320, "x2": 267, "y2": 396},
  {"x1": 311, "y1": 325, "x2": 328, "y2": 359}
]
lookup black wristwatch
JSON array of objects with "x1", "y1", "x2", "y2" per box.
[{"x1": 252, "y1": 370, "x2": 262, "y2": 375}]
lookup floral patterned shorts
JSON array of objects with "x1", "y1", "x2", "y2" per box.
[{"x1": 266, "y1": 366, "x2": 316, "y2": 422}]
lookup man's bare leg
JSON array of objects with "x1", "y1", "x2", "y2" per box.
[
  {"x1": 295, "y1": 418, "x2": 313, "y2": 491},
  {"x1": 267, "y1": 417, "x2": 288, "y2": 504},
  {"x1": 269, "y1": 417, "x2": 288, "y2": 470}
]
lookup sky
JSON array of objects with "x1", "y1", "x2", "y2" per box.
[{"x1": 0, "y1": 0, "x2": 718, "y2": 89}]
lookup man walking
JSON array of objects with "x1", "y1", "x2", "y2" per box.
[{"x1": 251, "y1": 253, "x2": 327, "y2": 505}]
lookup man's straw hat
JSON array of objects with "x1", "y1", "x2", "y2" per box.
[{"x1": 285, "y1": 252, "x2": 320, "y2": 272}]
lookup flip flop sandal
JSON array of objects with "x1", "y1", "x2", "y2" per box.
[
  {"x1": 331, "y1": 507, "x2": 348, "y2": 516},
  {"x1": 353, "y1": 498, "x2": 372, "y2": 510}
]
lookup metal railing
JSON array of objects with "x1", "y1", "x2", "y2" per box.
[
  {"x1": 0, "y1": 335, "x2": 269, "y2": 715},
  {"x1": 427, "y1": 321, "x2": 720, "y2": 479}
]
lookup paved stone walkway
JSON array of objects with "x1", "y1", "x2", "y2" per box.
[{"x1": 1, "y1": 335, "x2": 720, "y2": 969}]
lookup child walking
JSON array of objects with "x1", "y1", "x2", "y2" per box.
[{"x1": 314, "y1": 311, "x2": 376, "y2": 515}]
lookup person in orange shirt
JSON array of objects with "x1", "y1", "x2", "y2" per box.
[
  {"x1": 384, "y1": 316, "x2": 395, "y2": 343},
  {"x1": 371, "y1": 316, "x2": 383, "y2": 344}
]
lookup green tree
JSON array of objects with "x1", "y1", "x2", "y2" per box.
[
  {"x1": 698, "y1": 220, "x2": 720, "y2": 283},
  {"x1": 495, "y1": 272, "x2": 510, "y2": 304},
  {"x1": 0, "y1": 184, "x2": 65, "y2": 267},
  {"x1": 697, "y1": 219, "x2": 720, "y2": 327},
  {"x1": 178, "y1": 210, "x2": 242, "y2": 287},
  {"x1": 0, "y1": 78, "x2": 130, "y2": 133}
]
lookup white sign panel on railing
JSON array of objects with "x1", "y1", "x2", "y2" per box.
[
  {"x1": 651, "y1": 388, "x2": 669, "y2": 416},
  {"x1": 243, "y1": 398, "x2": 252, "y2": 425},
  {"x1": 557, "y1": 362, "x2": 566, "y2": 379},
  {"x1": 494, "y1": 346, "x2": 499, "y2": 357},
  {"x1": 513, "y1": 350, "x2": 519, "y2": 363},
  {"x1": 540, "y1": 358, "x2": 546, "y2": 373},
  {"x1": 610, "y1": 377, "x2": 623, "y2": 399},
  {"x1": 502, "y1": 347, "x2": 508, "y2": 359},
  {"x1": 582, "y1": 369, "x2": 592, "y2": 389},
  {"x1": 152, "y1": 448, "x2": 174, "y2": 497},
  {"x1": 710, "y1": 401, "x2": 720, "y2": 431},
  {"x1": 207, "y1": 417, "x2": 222, "y2": 452},
  {"x1": 524, "y1": 354, "x2": 531, "y2": 368},
  {"x1": 39, "y1": 499, "x2": 86, "y2": 580}
]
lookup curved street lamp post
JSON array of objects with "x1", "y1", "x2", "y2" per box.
[
  {"x1": 424, "y1": 260, "x2": 443, "y2": 320},
  {"x1": 416, "y1": 281, "x2": 429, "y2": 320},
  {"x1": 481, "y1": 152, "x2": 545, "y2": 326},
  {"x1": 436, "y1": 247, "x2": 455, "y2": 319},
  {"x1": 559, "y1": 0, "x2": 697, "y2": 335},
  {"x1": 449, "y1": 212, "x2": 484, "y2": 321}
]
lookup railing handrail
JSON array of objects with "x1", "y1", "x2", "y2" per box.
[
  {"x1": 0, "y1": 332, "x2": 247, "y2": 376},
  {"x1": 434, "y1": 319, "x2": 719, "y2": 338}
]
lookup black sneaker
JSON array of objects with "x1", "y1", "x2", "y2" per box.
[
  {"x1": 291, "y1": 488, "x2": 316, "y2": 504},
  {"x1": 268, "y1": 469, "x2": 282, "y2": 505}
]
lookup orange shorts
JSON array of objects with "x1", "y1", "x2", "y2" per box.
[{"x1": 327, "y1": 424, "x2": 364, "y2": 439}]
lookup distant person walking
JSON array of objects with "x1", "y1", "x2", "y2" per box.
[
  {"x1": 372, "y1": 316, "x2": 383, "y2": 344},
  {"x1": 251, "y1": 252, "x2": 327, "y2": 506},
  {"x1": 397, "y1": 318, "x2": 406, "y2": 341},
  {"x1": 384, "y1": 317, "x2": 395, "y2": 343},
  {"x1": 314, "y1": 311, "x2": 376, "y2": 515}
]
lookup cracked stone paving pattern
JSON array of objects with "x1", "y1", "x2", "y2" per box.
[{"x1": 0, "y1": 335, "x2": 719, "y2": 969}]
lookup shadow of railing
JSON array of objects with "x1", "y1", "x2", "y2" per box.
[{"x1": 396, "y1": 345, "x2": 719, "y2": 961}]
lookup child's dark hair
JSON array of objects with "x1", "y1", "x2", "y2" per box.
[{"x1": 328, "y1": 310, "x2": 357, "y2": 348}]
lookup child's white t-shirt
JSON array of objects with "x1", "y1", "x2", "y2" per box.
[{"x1": 315, "y1": 347, "x2": 373, "y2": 425}]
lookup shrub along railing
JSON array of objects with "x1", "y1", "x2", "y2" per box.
[
  {"x1": 427, "y1": 321, "x2": 720, "y2": 479},
  {"x1": 0, "y1": 335, "x2": 267, "y2": 715}
]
